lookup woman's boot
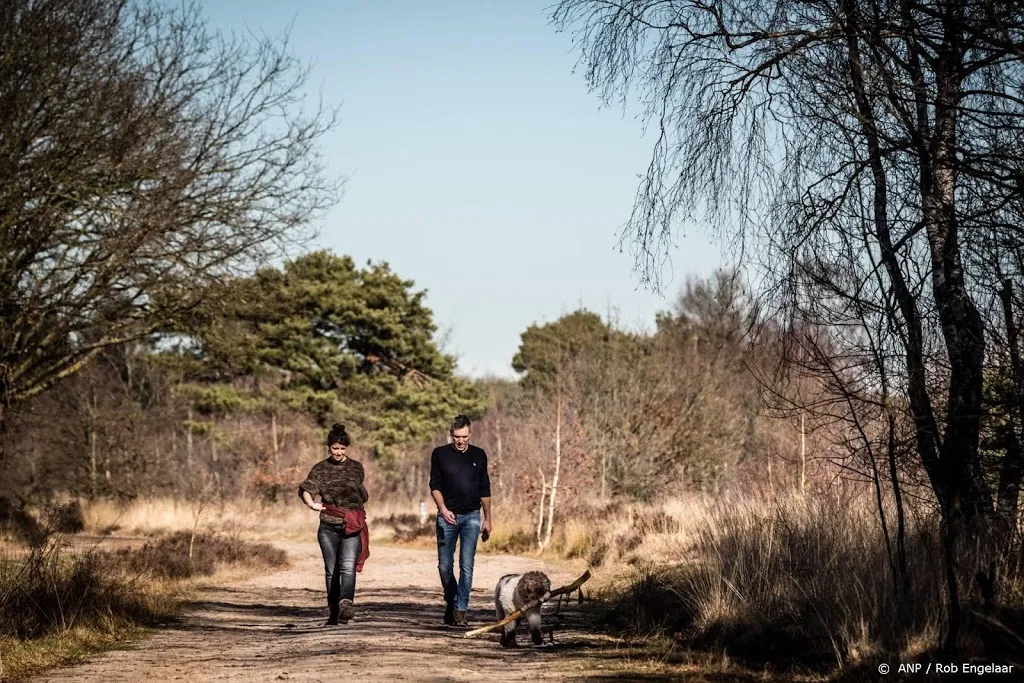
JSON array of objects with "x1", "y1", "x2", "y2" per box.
[
  {"x1": 338, "y1": 599, "x2": 355, "y2": 624},
  {"x1": 326, "y1": 602, "x2": 340, "y2": 626}
]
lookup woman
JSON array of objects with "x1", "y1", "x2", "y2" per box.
[{"x1": 299, "y1": 423, "x2": 370, "y2": 625}]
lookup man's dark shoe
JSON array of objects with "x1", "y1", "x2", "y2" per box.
[
  {"x1": 326, "y1": 602, "x2": 340, "y2": 626},
  {"x1": 443, "y1": 602, "x2": 455, "y2": 626},
  {"x1": 453, "y1": 610, "x2": 469, "y2": 628},
  {"x1": 338, "y1": 599, "x2": 355, "y2": 624}
]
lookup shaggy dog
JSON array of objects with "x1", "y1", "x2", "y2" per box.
[{"x1": 494, "y1": 571, "x2": 551, "y2": 647}]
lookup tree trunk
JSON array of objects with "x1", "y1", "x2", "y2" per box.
[
  {"x1": 271, "y1": 412, "x2": 279, "y2": 477},
  {"x1": 799, "y1": 412, "x2": 806, "y2": 495},
  {"x1": 409, "y1": 461, "x2": 420, "y2": 500},
  {"x1": 542, "y1": 380, "x2": 562, "y2": 549},
  {"x1": 927, "y1": 12, "x2": 990, "y2": 649},
  {"x1": 996, "y1": 280, "x2": 1024, "y2": 552},
  {"x1": 888, "y1": 411, "x2": 910, "y2": 594},
  {"x1": 186, "y1": 406, "x2": 194, "y2": 469},
  {"x1": 842, "y1": 2, "x2": 989, "y2": 650},
  {"x1": 0, "y1": 401, "x2": 6, "y2": 482},
  {"x1": 604, "y1": 387, "x2": 617, "y2": 501},
  {"x1": 842, "y1": 0, "x2": 942, "y2": 493},
  {"x1": 601, "y1": 443, "x2": 608, "y2": 502},
  {"x1": 89, "y1": 388, "x2": 98, "y2": 499},
  {"x1": 211, "y1": 419, "x2": 220, "y2": 496},
  {"x1": 493, "y1": 413, "x2": 501, "y2": 489},
  {"x1": 868, "y1": 426, "x2": 897, "y2": 597},
  {"x1": 489, "y1": 393, "x2": 501, "y2": 493},
  {"x1": 28, "y1": 446, "x2": 38, "y2": 489},
  {"x1": 536, "y1": 469, "x2": 547, "y2": 547}
]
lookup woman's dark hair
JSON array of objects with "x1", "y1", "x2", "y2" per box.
[{"x1": 326, "y1": 423, "x2": 350, "y2": 447}]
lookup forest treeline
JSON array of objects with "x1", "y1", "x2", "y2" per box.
[
  {"x1": 4, "y1": 244, "x2": 1019, "y2": 542},
  {"x1": 3, "y1": 253, "x2": 801, "y2": 512}
]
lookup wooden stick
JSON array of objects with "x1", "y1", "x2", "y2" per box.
[{"x1": 463, "y1": 570, "x2": 592, "y2": 638}]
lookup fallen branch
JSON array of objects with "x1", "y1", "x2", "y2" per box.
[{"x1": 463, "y1": 570, "x2": 592, "y2": 638}]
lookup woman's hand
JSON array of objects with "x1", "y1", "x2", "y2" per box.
[{"x1": 300, "y1": 489, "x2": 323, "y2": 512}]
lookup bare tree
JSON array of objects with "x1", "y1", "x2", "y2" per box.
[
  {"x1": 552, "y1": 0, "x2": 1024, "y2": 647},
  {"x1": 0, "y1": 0, "x2": 338, "y2": 442}
]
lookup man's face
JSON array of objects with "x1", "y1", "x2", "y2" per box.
[{"x1": 451, "y1": 426, "x2": 471, "y2": 452}]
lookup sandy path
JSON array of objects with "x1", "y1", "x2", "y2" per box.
[{"x1": 30, "y1": 542, "x2": 671, "y2": 682}]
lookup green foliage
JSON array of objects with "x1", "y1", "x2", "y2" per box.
[
  {"x1": 248, "y1": 251, "x2": 454, "y2": 386},
  {"x1": 159, "y1": 250, "x2": 485, "y2": 463},
  {"x1": 175, "y1": 384, "x2": 259, "y2": 416},
  {"x1": 503, "y1": 290, "x2": 761, "y2": 501},
  {"x1": 356, "y1": 374, "x2": 488, "y2": 463},
  {"x1": 980, "y1": 368, "x2": 1018, "y2": 475},
  {"x1": 511, "y1": 309, "x2": 611, "y2": 388}
]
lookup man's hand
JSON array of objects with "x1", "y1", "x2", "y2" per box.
[
  {"x1": 481, "y1": 518, "x2": 492, "y2": 542},
  {"x1": 309, "y1": 501, "x2": 324, "y2": 512},
  {"x1": 440, "y1": 507, "x2": 456, "y2": 525}
]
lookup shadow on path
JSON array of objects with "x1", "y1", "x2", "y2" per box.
[{"x1": 28, "y1": 543, "x2": 767, "y2": 682}]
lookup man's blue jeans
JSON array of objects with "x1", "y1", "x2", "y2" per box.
[{"x1": 436, "y1": 509, "x2": 480, "y2": 611}]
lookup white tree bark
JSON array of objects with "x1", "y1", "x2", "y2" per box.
[{"x1": 542, "y1": 379, "x2": 562, "y2": 549}]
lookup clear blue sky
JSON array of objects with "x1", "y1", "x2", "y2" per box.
[{"x1": 202, "y1": 0, "x2": 723, "y2": 378}]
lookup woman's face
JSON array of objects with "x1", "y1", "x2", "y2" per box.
[{"x1": 328, "y1": 442, "x2": 348, "y2": 459}]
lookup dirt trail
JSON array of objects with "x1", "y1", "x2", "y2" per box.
[{"x1": 29, "y1": 542, "x2": 676, "y2": 682}]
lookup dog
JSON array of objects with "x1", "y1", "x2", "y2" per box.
[{"x1": 494, "y1": 571, "x2": 551, "y2": 647}]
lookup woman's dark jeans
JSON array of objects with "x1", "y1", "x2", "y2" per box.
[{"x1": 317, "y1": 521, "x2": 361, "y2": 604}]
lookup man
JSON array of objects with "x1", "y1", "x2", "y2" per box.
[{"x1": 429, "y1": 414, "x2": 492, "y2": 627}]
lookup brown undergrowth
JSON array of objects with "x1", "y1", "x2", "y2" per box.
[{"x1": 0, "y1": 508, "x2": 289, "y2": 682}]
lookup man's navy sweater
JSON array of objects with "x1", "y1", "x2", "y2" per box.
[{"x1": 429, "y1": 444, "x2": 491, "y2": 514}]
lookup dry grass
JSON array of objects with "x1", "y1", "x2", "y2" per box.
[
  {"x1": 482, "y1": 521, "x2": 535, "y2": 555},
  {"x1": 596, "y1": 491, "x2": 979, "y2": 677},
  {"x1": 65, "y1": 491, "x2": 1023, "y2": 680},
  {"x1": 477, "y1": 495, "x2": 708, "y2": 569},
  {"x1": 0, "y1": 528, "x2": 290, "y2": 682},
  {"x1": 458, "y1": 490, "x2": 1021, "y2": 679},
  {"x1": 79, "y1": 497, "x2": 428, "y2": 543},
  {"x1": 103, "y1": 532, "x2": 287, "y2": 580},
  {"x1": 0, "y1": 620, "x2": 153, "y2": 683},
  {"x1": 77, "y1": 495, "x2": 700, "y2": 562},
  {"x1": 0, "y1": 539, "x2": 170, "y2": 681},
  {"x1": 0, "y1": 542, "x2": 171, "y2": 641}
]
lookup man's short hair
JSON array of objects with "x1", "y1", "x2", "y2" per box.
[{"x1": 450, "y1": 415, "x2": 472, "y2": 433}]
